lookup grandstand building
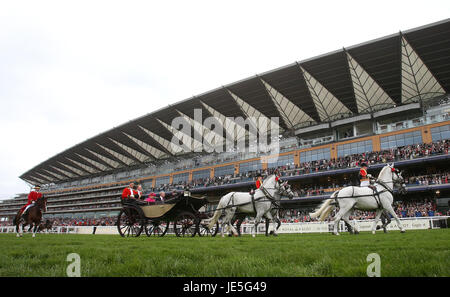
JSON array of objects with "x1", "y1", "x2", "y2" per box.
[{"x1": 1, "y1": 19, "x2": 450, "y2": 224}]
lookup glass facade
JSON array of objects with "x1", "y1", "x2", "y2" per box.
[
  {"x1": 380, "y1": 131, "x2": 422, "y2": 150},
  {"x1": 337, "y1": 140, "x2": 373, "y2": 157},
  {"x1": 155, "y1": 176, "x2": 170, "y2": 187},
  {"x1": 267, "y1": 154, "x2": 294, "y2": 168},
  {"x1": 192, "y1": 169, "x2": 210, "y2": 180},
  {"x1": 239, "y1": 160, "x2": 262, "y2": 174},
  {"x1": 173, "y1": 172, "x2": 189, "y2": 184},
  {"x1": 300, "y1": 147, "x2": 330, "y2": 162},
  {"x1": 214, "y1": 165, "x2": 235, "y2": 177},
  {"x1": 431, "y1": 125, "x2": 450, "y2": 142}
]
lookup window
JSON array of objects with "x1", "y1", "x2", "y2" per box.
[
  {"x1": 337, "y1": 140, "x2": 372, "y2": 157},
  {"x1": 192, "y1": 169, "x2": 210, "y2": 180},
  {"x1": 267, "y1": 154, "x2": 294, "y2": 168},
  {"x1": 300, "y1": 147, "x2": 330, "y2": 162},
  {"x1": 239, "y1": 160, "x2": 262, "y2": 174},
  {"x1": 141, "y1": 180, "x2": 153, "y2": 189},
  {"x1": 173, "y1": 172, "x2": 189, "y2": 184},
  {"x1": 431, "y1": 125, "x2": 450, "y2": 142},
  {"x1": 155, "y1": 176, "x2": 170, "y2": 187},
  {"x1": 214, "y1": 165, "x2": 235, "y2": 177},
  {"x1": 380, "y1": 131, "x2": 422, "y2": 150}
]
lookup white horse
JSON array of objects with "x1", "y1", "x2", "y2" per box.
[
  {"x1": 208, "y1": 175, "x2": 295, "y2": 237},
  {"x1": 310, "y1": 163, "x2": 406, "y2": 235}
]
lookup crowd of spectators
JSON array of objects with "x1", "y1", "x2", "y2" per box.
[
  {"x1": 405, "y1": 172, "x2": 449, "y2": 186},
  {"x1": 49, "y1": 203, "x2": 121, "y2": 212},
  {"x1": 149, "y1": 140, "x2": 449, "y2": 192},
  {"x1": 44, "y1": 217, "x2": 116, "y2": 227},
  {"x1": 0, "y1": 216, "x2": 117, "y2": 227}
]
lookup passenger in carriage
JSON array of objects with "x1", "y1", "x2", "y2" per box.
[
  {"x1": 144, "y1": 190, "x2": 177, "y2": 204},
  {"x1": 158, "y1": 190, "x2": 180, "y2": 202},
  {"x1": 145, "y1": 192, "x2": 157, "y2": 204},
  {"x1": 136, "y1": 184, "x2": 143, "y2": 200}
]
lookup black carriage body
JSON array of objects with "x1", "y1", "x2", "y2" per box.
[{"x1": 117, "y1": 192, "x2": 218, "y2": 237}]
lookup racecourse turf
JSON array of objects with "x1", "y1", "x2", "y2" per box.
[{"x1": 0, "y1": 229, "x2": 449, "y2": 277}]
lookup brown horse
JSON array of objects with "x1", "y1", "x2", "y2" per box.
[
  {"x1": 13, "y1": 196, "x2": 47, "y2": 238},
  {"x1": 37, "y1": 219, "x2": 53, "y2": 233}
]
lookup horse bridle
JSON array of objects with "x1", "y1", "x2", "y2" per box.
[
  {"x1": 259, "y1": 178, "x2": 293, "y2": 207},
  {"x1": 376, "y1": 168, "x2": 406, "y2": 195},
  {"x1": 36, "y1": 196, "x2": 47, "y2": 212},
  {"x1": 392, "y1": 168, "x2": 407, "y2": 194}
]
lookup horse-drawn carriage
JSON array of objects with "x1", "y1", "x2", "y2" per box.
[{"x1": 117, "y1": 190, "x2": 219, "y2": 238}]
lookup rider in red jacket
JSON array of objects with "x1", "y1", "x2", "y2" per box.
[
  {"x1": 359, "y1": 162, "x2": 372, "y2": 186},
  {"x1": 255, "y1": 174, "x2": 263, "y2": 189},
  {"x1": 20, "y1": 185, "x2": 42, "y2": 218}
]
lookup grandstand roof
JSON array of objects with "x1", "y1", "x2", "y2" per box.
[{"x1": 21, "y1": 19, "x2": 450, "y2": 185}]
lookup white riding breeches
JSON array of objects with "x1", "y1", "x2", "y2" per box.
[
  {"x1": 23, "y1": 203, "x2": 34, "y2": 214},
  {"x1": 360, "y1": 180, "x2": 370, "y2": 187}
]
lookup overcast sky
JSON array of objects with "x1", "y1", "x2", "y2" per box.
[{"x1": 0, "y1": 0, "x2": 448, "y2": 199}]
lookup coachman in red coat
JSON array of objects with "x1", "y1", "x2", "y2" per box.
[{"x1": 121, "y1": 181, "x2": 139, "y2": 200}]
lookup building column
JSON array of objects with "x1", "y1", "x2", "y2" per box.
[
  {"x1": 294, "y1": 152, "x2": 300, "y2": 167},
  {"x1": 372, "y1": 136, "x2": 381, "y2": 151},
  {"x1": 330, "y1": 144, "x2": 337, "y2": 160},
  {"x1": 422, "y1": 126, "x2": 433, "y2": 144}
]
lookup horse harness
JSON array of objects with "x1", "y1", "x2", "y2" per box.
[
  {"x1": 334, "y1": 181, "x2": 394, "y2": 209},
  {"x1": 259, "y1": 185, "x2": 281, "y2": 209},
  {"x1": 335, "y1": 167, "x2": 403, "y2": 209},
  {"x1": 215, "y1": 184, "x2": 282, "y2": 214}
]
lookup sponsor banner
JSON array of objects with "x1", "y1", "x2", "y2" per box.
[{"x1": 241, "y1": 217, "x2": 439, "y2": 234}]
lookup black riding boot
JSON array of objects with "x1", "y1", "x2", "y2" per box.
[{"x1": 20, "y1": 212, "x2": 28, "y2": 223}]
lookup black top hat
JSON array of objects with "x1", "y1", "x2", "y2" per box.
[
  {"x1": 360, "y1": 162, "x2": 368, "y2": 167},
  {"x1": 256, "y1": 173, "x2": 262, "y2": 178}
]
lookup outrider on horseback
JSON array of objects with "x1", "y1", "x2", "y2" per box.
[{"x1": 13, "y1": 185, "x2": 47, "y2": 237}]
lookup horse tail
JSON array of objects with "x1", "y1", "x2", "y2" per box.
[
  {"x1": 13, "y1": 215, "x2": 17, "y2": 226},
  {"x1": 319, "y1": 203, "x2": 335, "y2": 221},
  {"x1": 309, "y1": 190, "x2": 339, "y2": 220},
  {"x1": 318, "y1": 190, "x2": 339, "y2": 221},
  {"x1": 207, "y1": 193, "x2": 232, "y2": 229}
]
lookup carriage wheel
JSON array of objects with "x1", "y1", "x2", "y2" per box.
[
  {"x1": 117, "y1": 209, "x2": 143, "y2": 237},
  {"x1": 145, "y1": 220, "x2": 170, "y2": 237},
  {"x1": 198, "y1": 221, "x2": 219, "y2": 237},
  {"x1": 174, "y1": 212, "x2": 198, "y2": 237}
]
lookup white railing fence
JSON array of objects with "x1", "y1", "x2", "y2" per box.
[{"x1": 1, "y1": 216, "x2": 448, "y2": 235}]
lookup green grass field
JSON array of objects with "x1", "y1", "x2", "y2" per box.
[{"x1": 0, "y1": 229, "x2": 449, "y2": 277}]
